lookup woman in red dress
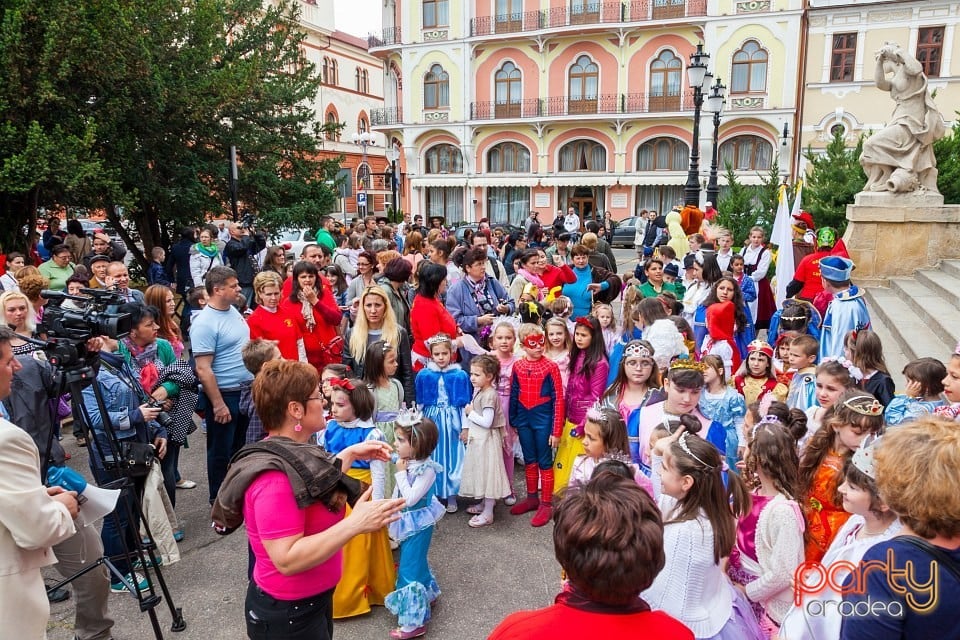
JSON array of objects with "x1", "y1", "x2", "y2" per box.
[
  {"x1": 280, "y1": 261, "x2": 342, "y2": 372},
  {"x1": 409, "y1": 261, "x2": 458, "y2": 371},
  {"x1": 247, "y1": 271, "x2": 303, "y2": 361},
  {"x1": 537, "y1": 248, "x2": 576, "y2": 297}
]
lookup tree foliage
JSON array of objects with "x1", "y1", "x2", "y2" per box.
[
  {"x1": 934, "y1": 111, "x2": 960, "y2": 205},
  {"x1": 0, "y1": 0, "x2": 341, "y2": 267},
  {"x1": 716, "y1": 162, "x2": 761, "y2": 247},
  {"x1": 803, "y1": 128, "x2": 866, "y2": 235}
]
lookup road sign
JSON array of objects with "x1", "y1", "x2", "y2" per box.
[{"x1": 356, "y1": 192, "x2": 367, "y2": 208}]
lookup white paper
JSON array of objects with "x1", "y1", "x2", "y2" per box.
[{"x1": 77, "y1": 485, "x2": 121, "y2": 527}]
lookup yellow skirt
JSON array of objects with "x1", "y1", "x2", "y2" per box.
[
  {"x1": 332, "y1": 468, "x2": 397, "y2": 619},
  {"x1": 552, "y1": 420, "x2": 585, "y2": 497}
]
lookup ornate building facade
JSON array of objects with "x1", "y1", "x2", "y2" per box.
[
  {"x1": 798, "y1": 0, "x2": 959, "y2": 172},
  {"x1": 367, "y1": 0, "x2": 803, "y2": 225},
  {"x1": 298, "y1": 1, "x2": 391, "y2": 216}
]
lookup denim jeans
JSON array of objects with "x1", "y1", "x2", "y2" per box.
[
  {"x1": 160, "y1": 439, "x2": 181, "y2": 508},
  {"x1": 245, "y1": 582, "x2": 333, "y2": 640},
  {"x1": 204, "y1": 390, "x2": 249, "y2": 503}
]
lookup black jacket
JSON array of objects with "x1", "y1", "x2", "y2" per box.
[{"x1": 224, "y1": 233, "x2": 267, "y2": 285}]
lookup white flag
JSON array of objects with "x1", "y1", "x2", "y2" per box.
[{"x1": 772, "y1": 183, "x2": 795, "y2": 306}]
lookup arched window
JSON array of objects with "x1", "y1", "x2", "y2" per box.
[
  {"x1": 568, "y1": 55, "x2": 598, "y2": 100},
  {"x1": 731, "y1": 40, "x2": 768, "y2": 93},
  {"x1": 719, "y1": 135, "x2": 773, "y2": 171},
  {"x1": 650, "y1": 50, "x2": 682, "y2": 111},
  {"x1": 425, "y1": 144, "x2": 463, "y2": 173},
  {"x1": 357, "y1": 116, "x2": 368, "y2": 134},
  {"x1": 488, "y1": 142, "x2": 531, "y2": 172},
  {"x1": 423, "y1": 0, "x2": 449, "y2": 28},
  {"x1": 322, "y1": 57, "x2": 331, "y2": 84},
  {"x1": 355, "y1": 67, "x2": 369, "y2": 93},
  {"x1": 636, "y1": 138, "x2": 689, "y2": 171},
  {"x1": 324, "y1": 58, "x2": 338, "y2": 86},
  {"x1": 495, "y1": 62, "x2": 522, "y2": 117},
  {"x1": 357, "y1": 162, "x2": 371, "y2": 191},
  {"x1": 424, "y1": 64, "x2": 449, "y2": 109},
  {"x1": 558, "y1": 139, "x2": 606, "y2": 172},
  {"x1": 325, "y1": 112, "x2": 340, "y2": 141}
]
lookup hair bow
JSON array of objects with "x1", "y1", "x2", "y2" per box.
[
  {"x1": 329, "y1": 377, "x2": 355, "y2": 391},
  {"x1": 575, "y1": 316, "x2": 594, "y2": 330}
]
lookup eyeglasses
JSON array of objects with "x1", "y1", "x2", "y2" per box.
[{"x1": 306, "y1": 395, "x2": 324, "y2": 403}]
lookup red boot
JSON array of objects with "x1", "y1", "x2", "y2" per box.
[
  {"x1": 510, "y1": 496, "x2": 539, "y2": 515},
  {"x1": 530, "y1": 503, "x2": 553, "y2": 527}
]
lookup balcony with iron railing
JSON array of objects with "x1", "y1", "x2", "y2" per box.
[
  {"x1": 470, "y1": 92, "x2": 695, "y2": 120},
  {"x1": 370, "y1": 107, "x2": 403, "y2": 126},
  {"x1": 470, "y1": 0, "x2": 707, "y2": 37},
  {"x1": 367, "y1": 27, "x2": 402, "y2": 50}
]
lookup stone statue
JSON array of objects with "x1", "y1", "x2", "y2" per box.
[{"x1": 860, "y1": 43, "x2": 946, "y2": 194}]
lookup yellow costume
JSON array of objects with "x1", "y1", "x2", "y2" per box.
[{"x1": 552, "y1": 419, "x2": 585, "y2": 496}]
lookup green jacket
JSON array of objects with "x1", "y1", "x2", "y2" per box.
[
  {"x1": 118, "y1": 338, "x2": 179, "y2": 397},
  {"x1": 315, "y1": 228, "x2": 336, "y2": 252}
]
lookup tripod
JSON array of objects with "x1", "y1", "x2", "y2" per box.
[{"x1": 43, "y1": 358, "x2": 186, "y2": 639}]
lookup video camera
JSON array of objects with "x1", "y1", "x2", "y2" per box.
[{"x1": 37, "y1": 287, "x2": 132, "y2": 370}]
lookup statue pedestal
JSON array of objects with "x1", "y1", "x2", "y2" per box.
[{"x1": 844, "y1": 195, "x2": 960, "y2": 283}]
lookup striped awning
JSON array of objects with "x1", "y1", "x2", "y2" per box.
[
  {"x1": 538, "y1": 175, "x2": 619, "y2": 187},
  {"x1": 409, "y1": 176, "x2": 468, "y2": 189},
  {"x1": 618, "y1": 175, "x2": 687, "y2": 186},
  {"x1": 468, "y1": 176, "x2": 541, "y2": 187}
]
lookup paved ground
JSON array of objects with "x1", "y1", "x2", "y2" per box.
[{"x1": 44, "y1": 246, "x2": 641, "y2": 640}]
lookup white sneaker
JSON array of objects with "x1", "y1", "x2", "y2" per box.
[{"x1": 176, "y1": 479, "x2": 197, "y2": 489}]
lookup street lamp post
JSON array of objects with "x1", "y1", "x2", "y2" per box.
[
  {"x1": 386, "y1": 143, "x2": 400, "y2": 221},
  {"x1": 351, "y1": 131, "x2": 374, "y2": 214},
  {"x1": 705, "y1": 76, "x2": 726, "y2": 207},
  {"x1": 684, "y1": 43, "x2": 711, "y2": 207}
]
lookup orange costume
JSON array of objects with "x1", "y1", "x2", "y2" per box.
[
  {"x1": 803, "y1": 450, "x2": 851, "y2": 562},
  {"x1": 680, "y1": 204, "x2": 704, "y2": 236}
]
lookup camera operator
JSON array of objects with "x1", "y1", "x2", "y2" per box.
[
  {"x1": 115, "y1": 303, "x2": 198, "y2": 511},
  {"x1": 1, "y1": 330, "x2": 115, "y2": 640},
  {"x1": 83, "y1": 334, "x2": 169, "y2": 593},
  {"x1": 82, "y1": 233, "x2": 126, "y2": 271},
  {"x1": 223, "y1": 221, "x2": 266, "y2": 309}
]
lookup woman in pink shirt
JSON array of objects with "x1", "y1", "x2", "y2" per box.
[{"x1": 228, "y1": 360, "x2": 405, "y2": 640}]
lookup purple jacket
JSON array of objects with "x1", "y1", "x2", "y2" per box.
[{"x1": 565, "y1": 352, "x2": 610, "y2": 432}]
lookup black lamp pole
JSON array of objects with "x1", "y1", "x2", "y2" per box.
[
  {"x1": 684, "y1": 43, "x2": 711, "y2": 207},
  {"x1": 706, "y1": 77, "x2": 726, "y2": 207}
]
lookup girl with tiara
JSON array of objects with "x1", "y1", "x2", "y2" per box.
[
  {"x1": 385, "y1": 410, "x2": 446, "y2": 639},
  {"x1": 645, "y1": 424, "x2": 763, "y2": 639},
  {"x1": 552, "y1": 316, "x2": 610, "y2": 495},
  {"x1": 799, "y1": 391, "x2": 885, "y2": 562},
  {"x1": 698, "y1": 354, "x2": 747, "y2": 471},
  {"x1": 319, "y1": 378, "x2": 396, "y2": 618},
  {"x1": 415, "y1": 333, "x2": 471, "y2": 513},
  {"x1": 569, "y1": 402, "x2": 652, "y2": 495},
  {"x1": 728, "y1": 418, "x2": 806, "y2": 636},
  {"x1": 734, "y1": 341, "x2": 788, "y2": 406},
  {"x1": 364, "y1": 340, "x2": 404, "y2": 497},
  {"x1": 601, "y1": 340, "x2": 664, "y2": 471},
  {"x1": 592, "y1": 302, "x2": 619, "y2": 355}
]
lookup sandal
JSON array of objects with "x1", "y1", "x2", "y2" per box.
[
  {"x1": 468, "y1": 513, "x2": 494, "y2": 528},
  {"x1": 466, "y1": 503, "x2": 484, "y2": 515}
]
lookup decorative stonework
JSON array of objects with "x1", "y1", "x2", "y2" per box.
[
  {"x1": 423, "y1": 30, "x2": 449, "y2": 41},
  {"x1": 423, "y1": 111, "x2": 449, "y2": 122},
  {"x1": 730, "y1": 96, "x2": 765, "y2": 109},
  {"x1": 809, "y1": 16, "x2": 826, "y2": 27},
  {"x1": 820, "y1": 85, "x2": 861, "y2": 99},
  {"x1": 868, "y1": 10, "x2": 912, "y2": 23},
  {"x1": 736, "y1": 0, "x2": 770, "y2": 13}
]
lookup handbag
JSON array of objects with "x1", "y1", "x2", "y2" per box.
[{"x1": 119, "y1": 441, "x2": 156, "y2": 477}]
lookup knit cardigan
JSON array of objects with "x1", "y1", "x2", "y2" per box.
[{"x1": 737, "y1": 493, "x2": 805, "y2": 624}]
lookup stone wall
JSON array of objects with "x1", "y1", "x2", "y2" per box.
[{"x1": 843, "y1": 193, "x2": 960, "y2": 284}]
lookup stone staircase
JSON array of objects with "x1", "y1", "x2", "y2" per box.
[{"x1": 863, "y1": 259, "x2": 960, "y2": 388}]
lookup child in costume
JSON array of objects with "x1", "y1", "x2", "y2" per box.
[
  {"x1": 568, "y1": 403, "x2": 652, "y2": 495},
  {"x1": 319, "y1": 378, "x2": 396, "y2": 618},
  {"x1": 637, "y1": 359, "x2": 726, "y2": 472},
  {"x1": 553, "y1": 315, "x2": 609, "y2": 495},
  {"x1": 844, "y1": 330, "x2": 894, "y2": 408},
  {"x1": 384, "y1": 412, "x2": 446, "y2": 639},
  {"x1": 645, "y1": 425, "x2": 763, "y2": 639},
  {"x1": 817, "y1": 256, "x2": 870, "y2": 361},
  {"x1": 415, "y1": 333, "x2": 471, "y2": 513},
  {"x1": 700, "y1": 301, "x2": 740, "y2": 379},
  {"x1": 593, "y1": 302, "x2": 619, "y2": 355},
  {"x1": 460, "y1": 355, "x2": 512, "y2": 528},
  {"x1": 884, "y1": 357, "x2": 947, "y2": 425},
  {"x1": 803, "y1": 358, "x2": 861, "y2": 446},
  {"x1": 798, "y1": 391, "x2": 884, "y2": 562},
  {"x1": 767, "y1": 298, "x2": 822, "y2": 348},
  {"x1": 700, "y1": 276, "x2": 754, "y2": 360},
  {"x1": 728, "y1": 419, "x2": 806, "y2": 636},
  {"x1": 601, "y1": 339, "x2": 664, "y2": 469},
  {"x1": 786, "y1": 334, "x2": 819, "y2": 413},
  {"x1": 543, "y1": 317, "x2": 572, "y2": 390},
  {"x1": 734, "y1": 341, "x2": 788, "y2": 406},
  {"x1": 364, "y1": 340, "x2": 404, "y2": 497},
  {"x1": 780, "y1": 435, "x2": 901, "y2": 640},
  {"x1": 490, "y1": 321, "x2": 520, "y2": 505},
  {"x1": 699, "y1": 354, "x2": 746, "y2": 471},
  {"x1": 509, "y1": 323, "x2": 565, "y2": 527},
  {"x1": 638, "y1": 297, "x2": 687, "y2": 373}
]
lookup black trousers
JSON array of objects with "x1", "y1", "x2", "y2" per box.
[{"x1": 245, "y1": 582, "x2": 334, "y2": 640}]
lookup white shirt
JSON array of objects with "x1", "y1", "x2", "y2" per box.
[{"x1": 563, "y1": 213, "x2": 580, "y2": 234}]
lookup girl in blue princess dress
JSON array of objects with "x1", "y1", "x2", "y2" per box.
[
  {"x1": 699, "y1": 354, "x2": 747, "y2": 471},
  {"x1": 385, "y1": 412, "x2": 446, "y2": 640},
  {"x1": 415, "y1": 333, "x2": 471, "y2": 513}
]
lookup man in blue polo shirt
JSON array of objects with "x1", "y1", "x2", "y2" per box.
[{"x1": 189, "y1": 266, "x2": 252, "y2": 503}]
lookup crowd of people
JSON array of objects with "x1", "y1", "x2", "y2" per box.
[{"x1": 0, "y1": 206, "x2": 958, "y2": 640}]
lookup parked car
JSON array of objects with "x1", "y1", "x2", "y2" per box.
[
  {"x1": 611, "y1": 216, "x2": 642, "y2": 248},
  {"x1": 452, "y1": 223, "x2": 522, "y2": 245},
  {"x1": 271, "y1": 228, "x2": 315, "y2": 260}
]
